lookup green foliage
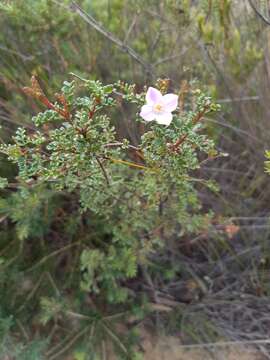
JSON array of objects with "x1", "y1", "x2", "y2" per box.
[
  {"x1": 0, "y1": 75, "x2": 219, "y2": 357},
  {"x1": 195, "y1": 0, "x2": 263, "y2": 82},
  {"x1": 0, "y1": 308, "x2": 47, "y2": 360},
  {"x1": 0, "y1": 186, "x2": 55, "y2": 240},
  {"x1": 1, "y1": 77, "x2": 218, "y2": 295},
  {"x1": 0, "y1": 177, "x2": 8, "y2": 189}
]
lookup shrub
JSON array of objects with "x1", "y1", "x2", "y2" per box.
[{"x1": 0, "y1": 75, "x2": 219, "y2": 358}]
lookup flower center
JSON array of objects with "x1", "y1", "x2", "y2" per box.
[{"x1": 153, "y1": 103, "x2": 163, "y2": 113}]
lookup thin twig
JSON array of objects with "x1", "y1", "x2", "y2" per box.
[
  {"x1": 24, "y1": 241, "x2": 81, "y2": 273},
  {"x1": 123, "y1": 14, "x2": 138, "y2": 44},
  {"x1": 16, "y1": 319, "x2": 30, "y2": 341},
  {"x1": 104, "y1": 142, "x2": 140, "y2": 152},
  {"x1": 217, "y1": 96, "x2": 260, "y2": 103},
  {"x1": 48, "y1": 326, "x2": 91, "y2": 360},
  {"x1": 169, "y1": 105, "x2": 210, "y2": 152},
  {"x1": 101, "y1": 322, "x2": 128, "y2": 355},
  {"x1": 0, "y1": 44, "x2": 34, "y2": 61},
  {"x1": 154, "y1": 46, "x2": 191, "y2": 66},
  {"x1": 178, "y1": 339, "x2": 270, "y2": 349},
  {"x1": 68, "y1": 2, "x2": 153, "y2": 76},
  {"x1": 248, "y1": 0, "x2": 270, "y2": 26},
  {"x1": 17, "y1": 273, "x2": 45, "y2": 313},
  {"x1": 96, "y1": 156, "x2": 110, "y2": 186},
  {"x1": 108, "y1": 156, "x2": 152, "y2": 171}
]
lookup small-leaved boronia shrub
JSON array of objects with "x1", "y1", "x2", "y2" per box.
[{"x1": 0, "y1": 76, "x2": 220, "y2": 359}]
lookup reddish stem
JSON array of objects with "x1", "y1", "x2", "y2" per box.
[{"x1": 169, "y1": 105, "x2": 210, "y2": 152}]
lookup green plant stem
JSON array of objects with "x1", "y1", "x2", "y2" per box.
[
  {"x1": 24, "y1": 241, "x2": 81, "y2": 273},
  {"x1": 48, "y1": 325, "x2": 91, "y2": 360}
]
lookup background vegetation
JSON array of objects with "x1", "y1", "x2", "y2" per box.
[{"x1": 1, "y1": 0, "x2": 270, "y2": 359}]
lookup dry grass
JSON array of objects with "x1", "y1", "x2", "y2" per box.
[{"x1": 142, "y1": 337, "x2": 261, "y2": 360}]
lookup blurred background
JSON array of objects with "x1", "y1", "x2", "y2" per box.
[{"x1": 1, "y1": 0, "x2": 270, "y2": 359}]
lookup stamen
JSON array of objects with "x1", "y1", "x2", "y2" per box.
[{"x1": 154, "y1": 103, "x2": 163, "y2": 113}]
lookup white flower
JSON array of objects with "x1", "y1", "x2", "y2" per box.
[{"x1": 140, "y1": 87, "x2": 178, "y2": 126}]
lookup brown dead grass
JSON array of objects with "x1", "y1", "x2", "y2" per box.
[
  {"x1": 140, "y1": 332, "x2": 263, "y2": 360},
  {"x1": 64, "y1": 328, "x2": 264, "y2": 360}
]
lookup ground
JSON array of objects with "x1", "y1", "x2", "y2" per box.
[{"x1": 140, "y1": 333, "x2": 262, "y2": 360}]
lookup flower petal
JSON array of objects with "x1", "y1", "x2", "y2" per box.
[
  {"x1": 146, "y1": 87, "x2": 163, "y2": 105},
  {"x1": 163, "y1": 94, "x2": 178, "y2": 112},
  {"x1": 140, "y1": 105, "x2": 155, "y2": 121},
  {"x1": 155, "y1": 112, "x2": 173, "y2": 126}
]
